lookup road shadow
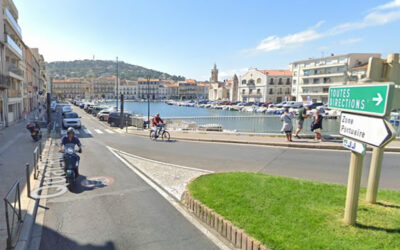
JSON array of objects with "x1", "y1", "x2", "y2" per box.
[
  {"x1": 76, "y1": 125, "x2": 93, "y2": 139},
  {"x1": 40, "y1": 223, "x2": 115, "y2": 250},
  {"x1": 356, "y1": 223, "x2": 400, "y2": 234},
  {"x1": 376, "y1": 201, "x2": 400, "y2": 209},
  {"x1": 69, "y1": 175, "x2": 107, "y2": 194}
]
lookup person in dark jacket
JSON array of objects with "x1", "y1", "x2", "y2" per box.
[{"x1": 311, "y1": 110, "x2": 323, "y2": 141}]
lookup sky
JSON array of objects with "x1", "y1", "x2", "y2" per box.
[{"x1": 15, "y1": 0, "x2": 400, "y2": 81}]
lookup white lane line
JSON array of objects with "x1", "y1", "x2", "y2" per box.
[
  {"x1": 104, "y1": 129, "x2": 115, "y2": 134},
  {"x1": 107, "y1": 146, "x2": 230, "y2": 250},
  {"x1": 84, "y1": 128, "x2": 92, "y2": 134},
  {"x1": 94, "y1": 129, "x2": 103, "y2": 134}
]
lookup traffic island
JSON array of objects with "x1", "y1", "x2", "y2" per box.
[{"x1": 183, "y1": 172, "x2": 400, "y2": 249}]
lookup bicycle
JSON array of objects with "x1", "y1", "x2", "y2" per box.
[{"x1": 149, "y1": 124, "x2": 170, "y2": 141}]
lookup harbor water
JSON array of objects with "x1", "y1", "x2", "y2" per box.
[{"x1": 106, "y1": 101, "x2": 341, "y2": 135}]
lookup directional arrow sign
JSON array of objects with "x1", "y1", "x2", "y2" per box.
[
  {"x1": 340, "y1": 112, "x2": 395, "y2": 147},
  {"x1": 328, "y1": 83, "x2": 394, "y2": 117},
  {"x1": 343, "y1": 138, "x2": 366, "y2": 155}
]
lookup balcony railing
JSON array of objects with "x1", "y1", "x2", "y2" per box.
[
  {"x1": 5, "y1": 8, "x2": 21, "y2": 36},
  {"x1": 7, "y1": 62, "x2": 23, "y2": 78},
  {"x1": 6, "y1": 35, "x2": 22, "y2": 57}
]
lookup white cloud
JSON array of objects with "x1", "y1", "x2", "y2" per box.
[
  {"x1": 339, "y1": 38, "x2": 363, "y2": 45},
  {"x1": 374, "y1": 0, "x2": 400, "y2": 10},
  {"x1": 249, "y1": 1, "x2": 400, "y2": 54}
]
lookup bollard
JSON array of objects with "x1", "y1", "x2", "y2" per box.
[
  {"x1": 26, "y1": 163, "x2": 31, "y2": 198},
  {"x1": 33, "y1": 151, "x2": 37, "y2": 180}
]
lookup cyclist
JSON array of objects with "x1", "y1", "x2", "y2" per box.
[{"x1": 152, "y1": 113, "x2": 165, "y2": 139}]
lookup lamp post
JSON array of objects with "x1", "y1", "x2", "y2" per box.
[
  {"x1": 116, "y1": 57, "x2": 119, "y2": 110},
  {"x1": 147, "y1": 76, "x2": 150, "y2": 128}
]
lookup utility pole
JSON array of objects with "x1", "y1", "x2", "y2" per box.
[
  {"x1": 116, "y1": 57, "x2": 119, "y2": 110},
  {"x1": 147, "y1": 76, "x2": 150, "y2": 128}
]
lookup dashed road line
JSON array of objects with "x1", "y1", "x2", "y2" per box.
[
  {"x1": 94, "y1": 129, "x2": 103, "y2": 134},
  {"x1": 104, "y1": 129, "x2": 114, "y2": 134}
]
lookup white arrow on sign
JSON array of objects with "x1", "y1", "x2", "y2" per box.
[
  {"x1": 340, "y1": 112, "x2": 395, "y2": 147},
  {"x1": 372, "y1": 93, "x2": 383, "y2": 106}
]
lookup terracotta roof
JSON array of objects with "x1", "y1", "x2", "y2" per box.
[
  {"x1": 197, "y1": 83, "x2": 210, "y2": 87},
  {"x1": 351, "y1": 64, "x2": 368, "y2": 71},
  {"x1": 165, "y1": 84, "x2": 179, "y2": 88},
  {"x1": 186, "y1": 79, "x2": 196, "y2": 84},
  {"x1": 258, "y1": 70, "x2": 292, "y2": 76},
  {"x1": 225, "y1": 80, "x2": 233, "y2": 84},
  {"x1": 53, "y1": 79, "x2": 83, "y2": 83},
  {"x1": 138, "y1": 78, "x2": 160, "y2": 82}
]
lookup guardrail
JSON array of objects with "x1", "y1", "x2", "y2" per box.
[{"x1": 3, "y1": 181, "x2": 23, "y2": 250}]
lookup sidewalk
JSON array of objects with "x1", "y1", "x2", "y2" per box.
[
  {"x1": 0, "y1": 109, "x2": 47, "y2": 248},
  {"x1": 118, "y1": 127, "x2": 400, "y2": 152}
]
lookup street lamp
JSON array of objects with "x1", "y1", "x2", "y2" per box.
[
  {"x1": 147, "y1": 76, "x2": 150, "y2": 128},
  {"x1": 116, "y1": 56, "x2": 119, "y2": 110}
]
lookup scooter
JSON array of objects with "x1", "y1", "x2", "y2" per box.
[
  {"x1": 26, "y1": 122, "x2": 42, "y2": 141},
  {"x1": 63, "y1": 146, "x2": 81, "y2": 190}
]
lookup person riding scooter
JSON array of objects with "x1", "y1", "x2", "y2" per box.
[
  {"x1": 26, "y1": 121, "x2": 42, "y2": 141},
  {"x1": 59, "y1": 127, "x2": 82, "y2": 177}
]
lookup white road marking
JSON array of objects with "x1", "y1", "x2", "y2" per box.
[
  {"x1": 94, "y1": 129, "x2": 103, "y2": 134},
  {"x1": 107, "y1": 146, "x2": 230, "y2": 250},
  {"x1": 104, "y1": 129, "x2": 114, "y2": 134},
  {"x1": 84, "y1": 129, "x2": 91, "y2": 134}
]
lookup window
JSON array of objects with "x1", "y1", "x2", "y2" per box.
[
  {"x1": 256, "y1": 78, "x2": 262, "y2": 84},
  {"x1": 337, "y1": 66, "x2": 346, "y2": 72},
  {"x1": 269, "y1": 89, "x2": 273, "y2": 94},
  {"x1": 249, "y1": 89, "x2": 253, "y2": 94},
  {"x1": 257, "y1": 89, "x2": 261, "y2": 94},
  {"x1": 293, "y1": 79, "x2": 297, "y2": 85},
  {"x1": 286, "y1": 78, "x2": 290, "y2": 85},
  {"x1": 323, "y1": 87, "x2": 329, "y2": 93},
  {"x1": 278, "y1": 78, "x2": 282, "y2": 85},
  {"x1": 323, "y1": 77, "x2": 331, "y2": 83},
  {"x1": 278, "y1": 88, "x2": 283, "y2": 94},
  {"x1": 248, "y1": 79, "x2": 255, "y2": 85},
  {"x1": 292, "y1": 87, "x2": 296, "y2": 93},
  {"x1": 285, "y1": 88, "x2": 290, "y2": 94},
  {"x1": 313, "y1": 78, "x2": 320, "y2": 84},
  {"x1": 242, "y1": 89, "x2": 245, "y2": 94},
  {"x1": 269, "y1": 78, "x2": 274, "y2": 85},
  {"x1": 303, "y1": 79, "x2": 309, "y2": 84},
  {"x1": 242, "y1": 80, "x2": 246, "y2": 85},
  {"x1": 303, "y1": 70, "x2": 310, "y2": 76},
  {"x1": 293, "y1": 71, "x2": 297, "y2": 76}
]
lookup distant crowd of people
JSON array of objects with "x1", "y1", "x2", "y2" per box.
[{"x1": 280, "y1": 105, "x2": 323, "y2": 142}]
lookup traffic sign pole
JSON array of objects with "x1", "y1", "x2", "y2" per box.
[
  {"x1": 344, "y1": 152, "x2": 364, "y2": 225},
  {"x1": 366, "y1": 147, "x2": 384, "y2": 204}
]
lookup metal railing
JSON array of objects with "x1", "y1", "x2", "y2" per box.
[
  {"x1": 33, "y1": 142, "x2": 42, "y2": 180},
  {"x1": 3, "y1": 181, "x2": 23, "y2": 250}
]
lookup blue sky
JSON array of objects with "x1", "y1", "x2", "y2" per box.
[{"x1": 16, "y1": 0, "x2": 400, "y2": 80}]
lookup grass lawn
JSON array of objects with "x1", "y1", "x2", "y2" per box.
[{"x1": 188, "y1": 172, "x2": 400, "y2": 250}]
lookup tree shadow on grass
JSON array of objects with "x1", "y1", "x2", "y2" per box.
[
  {"x1": 376, "y1": 202, "x2": 400, "y2": 209},
  {"x1": 356, "y1": 223, "x2": 400, "y2": 234}
]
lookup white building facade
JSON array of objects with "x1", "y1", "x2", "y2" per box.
[
  {"x1": 290, "y1": 53, "x2": 380, "y2": 103},
  {"x1": 238, "y1": 68, "x2": 292, "y2": 103}
]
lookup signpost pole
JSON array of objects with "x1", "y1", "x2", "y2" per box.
[
  {"x1": 366, "y1": 147, "x2": 384, "y2": 204},
  {"x1": 344, "y1": 152, "x2": 364, "y2": 225}
]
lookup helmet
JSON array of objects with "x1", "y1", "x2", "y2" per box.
[{"x1": 67, "y1": 127, "x2": 75, "y2": 134}]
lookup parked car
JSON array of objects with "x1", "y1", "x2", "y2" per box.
[
  {"x1": 97, "y1": 110, "x2": 112, "y2": 121},
  {"x1": 62, "y1": 112, "x2": 81, "y2": 129},
  {"x1": 107, "y1": 112, "x2": 132, "y2": 127},
  {"x1": 62, "y1": 105, "x2": 73, "y2": 116},
  {"x1": 308, "y1": 102, "x2": 324, "y2": 109},
  {"x1": 50, "y1": 101, "x2": 57, "y2": 112},
  {"x1": 91, "y1": 106, "x2": 105, "y2": 116}
]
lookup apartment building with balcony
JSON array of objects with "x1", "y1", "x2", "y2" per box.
[
  {"x1": 117, "y1": 80, "x2": 138, "y2": 99},
  {"x1": 238, "y1": 68, "x2": 292, "y2": 103},
  {"x1": 53, "y1": 79, "x2": 86, "y2": 99},
  {"x1": 290, "y1": 53, "x2": 380, "y2": 103},
  {"x1": 0, "y1": 0, "x2": 25, "y2": 126},
  {"x1": 137, "y1": 78, "x2": 160, "y2": 100},
  {"x1": 91, "y1": 76, "x2": 117, "y2": 99}
]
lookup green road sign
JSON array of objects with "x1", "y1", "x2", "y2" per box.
[{"x1": 328, "y1": 83, "x2": 394, "y2": 116}]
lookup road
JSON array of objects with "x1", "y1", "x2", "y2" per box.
[{"x1": 36, "y1": 104, "x2": 400, "y2": 249}]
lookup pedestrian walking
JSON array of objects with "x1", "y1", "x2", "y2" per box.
[
  {"x1": 280, "y1": 108, "x2": 295, "y2": 142},
  {"x1": 23, "y1": 108, "x2": 28, "y2": 121},
  {"x1": 294, "y1": 105, "x2": 310, "y2": 138},
  {"x1": 311, "y1": 110, "x2": 323, "y2": 141}
]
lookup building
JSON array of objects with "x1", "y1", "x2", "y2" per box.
[
  {"x1": 290, "y1": 53, "x2": 380, "y2": 103},
  {"x1": 117, "y1": 80, "x2": 138, "y2": 99},
  {"x1": 53, "y1": 79, "x2": 86, "y2": 99},
  {"x1": 367, "y1": 53, "x2": 400, "y2": 85},
  {"x1": 208, "y1": 64, "x2": 229, "y2": 101},
  {"x1": 1, "y1": 0, "x2": 25, "y2": 126},
  {"x1": 137, "y1": 78, "x2": 160, "y2": 100},
  {"x1": 91, "y1": 76, "x2": 117, "y2": 99},
  {"x1": 238, "y1": 68, "x2": 292, "y2": 103},
  {"x1": 229, "y1": 74, "x2": 239, "y2": 102},
  {"x1": 165, "y1": 84, "x2": 179, "y2": 99}
]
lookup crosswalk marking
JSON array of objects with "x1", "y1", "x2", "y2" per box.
[
  {"x1": 104, "y1": 129, "x2": 114, "y2": 134},
  {"x1": 84, "y1": 129, "x2": 91, "y2": 134},
  {"x1": 94, "y1": 129, "x2": 103, "y2": 134},
  {"x1": 61, "y1": 130, "x2": 80, "y2": 135}
]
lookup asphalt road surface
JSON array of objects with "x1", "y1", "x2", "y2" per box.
[{"x1": 37, "y1": 104, "x2": 400, "y2": 249}]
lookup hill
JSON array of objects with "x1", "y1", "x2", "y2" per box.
[{"x1": 46, "y1": 60, "x2": 185, "y2": 81}]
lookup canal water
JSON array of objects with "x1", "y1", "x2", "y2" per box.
[{"x1": 107, "y1": 101, "x2": 341, "y2": 135}]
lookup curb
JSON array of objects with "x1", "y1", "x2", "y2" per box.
[
  {"x1": 14, "y1": 137, "x2": 53, "y2": 250},
  {"x1": 182, "y1": 189, "x2": 268, "y2": 250},
  {"x1": 120, "y1": 130, "x2": 400, "y2": 153}
]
